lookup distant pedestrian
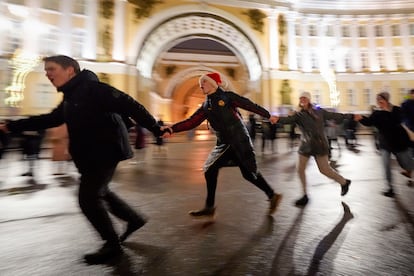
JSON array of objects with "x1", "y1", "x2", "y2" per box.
[
  {"x1": 274, "y1": 91, "x2": 352, "y2": 206},
  {"x1": 130, "y1": 124, "x2": 146, "y2": 164},
  {"x1": 261, "y1": 119, "x2": 278, "y2": 153},
  {"x1": 0, "y1": 55, "x2": 167, "y2": 265},
  {"x1": 355, "y1": 92, "x2": 414, "y2": 197},
  {"x1": 164, "y1": 72, "x2": 282, "y2": 217},
  {"x1": 247, "y1": 113, "x2": 257, "y2": 142},
  {"x1": 20, "y1": 129, "x2": 46, "y2": 178},
  {"x1": 49, "y1": 124, "x2": 71, "y2": 175}
]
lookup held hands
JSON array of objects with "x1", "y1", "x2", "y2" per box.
[
  {"x1": 0, "y1": 123, "x2": 8, "y2": 133},
  {"x1": 161, "y1": 126, "x2": 173, "y2": 138},
  {"x1": 269, "y1": 115, "x2": 279, "y2": 124},
  {"x1": 353, "y1": 114, "x2": 363, "y2": 121}
]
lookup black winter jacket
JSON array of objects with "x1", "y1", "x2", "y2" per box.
[{"x1": 7, "y1": 70, "x2": 161, "y2": 168}]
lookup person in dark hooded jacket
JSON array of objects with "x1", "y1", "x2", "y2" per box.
[
  {"x1": 0, "y1": 55, "x2": 166, "y2": 264},
  {"x1": 164, "y1": 72, "x2": 282, "y2": 218}
]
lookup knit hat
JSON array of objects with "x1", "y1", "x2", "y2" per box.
[
  {"x1": 377, "y1": 92, "x2": 390, "y2": 102},
  {"x1": 200, "y1": 72, "x2": 222, "y2": 88},
  {"x1": 299, "y1": 91, "x2": 311, "y2": 101}
]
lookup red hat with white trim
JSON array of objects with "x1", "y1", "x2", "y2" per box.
[{"x1": 200, "y1": 72, "x2": 222, "y2": 88}]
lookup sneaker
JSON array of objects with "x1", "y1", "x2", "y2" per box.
[
  {"x1": 84, "y1": 242, "x2": 123, "y2": 265},
  {"x1": 400, "y1": 170, "x2": 412, "y2": 179},
  {"x1": 188, "y1": 207, "x2": 216, "y2": 218},
  {"x1": 383, "y1": 189, "x2": 395, "y2": 197},
  {"x1": 119, "y1": 219, "x2": 147, "y2": 243},
  {"x1": 295, "y1": 195, "x2": 309, "y2": 206},
  {"x1": 268, "y1": 193, "x2": 283, "y2": 215},
  {"x1": 21, "y1": 172, "x2": 33, "y2": 177},
  {"x1": 341, "y1": 179, "x2": 351, "y2": 196}
]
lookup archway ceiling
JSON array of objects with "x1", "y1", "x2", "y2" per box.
[{"x1": 209, "y1": 0, "x2": 414, "y2": 14}]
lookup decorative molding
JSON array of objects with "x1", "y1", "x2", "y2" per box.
[
  {"x1": 243, "y1": 9, "x2": 266, "y2": 33},
  {"x1": 128, "y1": 0, "x2": 164, "y2": 20},
  {"x1": 100, "y1": 0, "x2": 114, "y2": 19}
]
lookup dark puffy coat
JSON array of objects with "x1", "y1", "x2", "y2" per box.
[
  {"x1": 171, "y1": 88, "x2": 270, "y2": 172},
  {"x1": 7, "y1": 70, "x2": 161, "y2": 168},
  {"x1": 359, "y1": 106, "x2": 410, "y2": 153}
]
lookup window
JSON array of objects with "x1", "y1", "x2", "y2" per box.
[
  {"x1": 327, "y1": 25, "x2": 334, "y2": 36},
  {"x1": 73, "y1": 0, "x2": 86, "y2": 15},
  {"x1": 347, "y1": 89, "x2": 356, "y2": 106},
  {"x1": 42, "y1": 0, "x2": 59, "y2": 11},
  {"x1": 344, "y1": 53, "x2": 351, "y2": 70},
  {"x1": 375, "y1": 25, "x2": 383, "y2": 37},
  {"x1": 342, "y1": 25, "x2": 350, "y2": 37},
  {"x1": 391, "y1": 25, "x2": 400, "y2": 36},
  {"x1": 309, "y1": 25, "x2": 317, "y2": 36},
  {"x1": 377, "y1": 51, "x2": 385, "y2": 70},
  {"x1": 313, "y1": 90, "x2": 321, "y2": 104},
  {"x1": 311, "y1": 51, "x2": 318, "y2": 69},
  {"x1": 72, "y1": 29, "x2": 86, "y2": 58},
  {"x1": 361, "y1": 52, "x2": 369, "y2": 70},
  {"x1": 6, "y1": 0, "x2": 25, "y2": 5},
  {"x1": 359, "y1": 26, "x2": 366, "y2": 37},
  {"x1": 3, "y1": 20, "x2": 22, "y2": 55},
  {"x1": 39, "y1": 28, "x2": 59, "y2": 56},
  {"x1": 394, "y1": 49, "x2": 403, "y2": 69},
  {"x1": 295, "y1": 24, "x2": 301, "y2": 36},
  {"x1": 363, "y1": 88, "x2": 372, "y2": 105}
]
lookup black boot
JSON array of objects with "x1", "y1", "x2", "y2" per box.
[
  {"x1": 84, "y1": 241, "x2": 123, "y2": 265},
  {"x1": 188, "y1": 206, "x2": 216, "y2": 218},
  {"x1": 295, "y1": 195, "x2": 309, "y2": 206}
]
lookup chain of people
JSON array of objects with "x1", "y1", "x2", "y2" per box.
[{"x1": 0, "y1": 55, "x2": 413, "y2": 265}]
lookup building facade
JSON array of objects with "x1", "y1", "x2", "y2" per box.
[{"x1": 1, "y1": 0, "x2": 414, "y2": 122}]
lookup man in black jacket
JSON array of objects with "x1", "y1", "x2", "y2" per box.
[
  {"x1": 0, "y1": 55, "x2": 166, "y2": 264},
  {"x1": 164, "y1": 72, "x2": 282, "y2": 218}
]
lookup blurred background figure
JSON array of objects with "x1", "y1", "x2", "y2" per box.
[
  {"x1": 20, "y1": 129, "x2": 46, "y2": 179},
  {"x1": 261, "y1": 118, "x2": 278, "y2": 153},
  {"x1": 247, "y1": 113, "x2": 257, "y2": 143},
  {"x1": 49, "y1": 124, "x2": 71, "y2": 175},
  {"x1": 130, "y1": 124, "x2": 146, "y2": 164},
  {"x1": 325, "y1": 119, "x2": 341, "y2": 159},
  {"x1": 154, "y1": 116, "x2": 167, "y2": 155},
  {"x1": 355, "y1": 92, "x2": 414, "y2": 197},
  {"x1": 401, "y1": 89, "x2": 414, "y2": 157},
  {"x1": 343, "y1": 117, "x2": 358, "y2": 148}
]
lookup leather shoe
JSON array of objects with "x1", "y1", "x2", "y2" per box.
[{"x1": 84, "y1": 242, "x2": 123, "y2": 265}]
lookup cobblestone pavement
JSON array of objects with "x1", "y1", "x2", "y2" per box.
[{"x1": 0, "y1": 134, "x2": 413, "y2": 276}]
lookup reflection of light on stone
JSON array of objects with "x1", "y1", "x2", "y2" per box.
[
  {"x1": 320, "y1": 68, "x2": 340, "y2": 107},
  {"x1": 5, "y1": 50, "x2": 40, "y2": 107}
]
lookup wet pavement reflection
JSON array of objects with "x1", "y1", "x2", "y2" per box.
[{"x1": 0, "y1": 134, "x2": 413, "y2": 275}]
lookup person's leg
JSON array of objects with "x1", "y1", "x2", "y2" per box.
[
  {"x1": 78, "y1": 162, "x2": 123, "y2": 263},
  {"x1": 315, "y1": 155, "x2": 351, "y2": 196},
  {"x1": 295, "y1": 154, "x2": 310, "y2": 205},
  {"x1": 315, "y1": 155, "x2": 347, "y2": 184},
  {"x1": 380, "y1": 149, "x2": 394, "y2": 196},
  {"x1": 105, "y1": 190, "x2": 147, "y2": 242},
  {"x1": 394, "y1": 149, "x2": 414, "y2": 179},
  {"x1": 297, "y1": 154, "x2": 310, "y2": 195}
]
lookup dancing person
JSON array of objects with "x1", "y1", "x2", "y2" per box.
[
  {"x1": 164, "y1": 72, "x2": 282, "y2": 217},
  {"x1": 355, "y1": 92, "x2": 414, "y2": 197},
  {"x1": 274, "y1": 91, "x2": 352, "y2": 206},
  {"x1": 0, "y1": 55, "x2": 167, "y2": 265}
]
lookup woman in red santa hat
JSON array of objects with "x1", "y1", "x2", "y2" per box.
[{"x1": 164, "y1": 72, "x2": 282, "y2": 218}]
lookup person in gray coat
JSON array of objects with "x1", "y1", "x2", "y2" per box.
[{"x1": 274, "y1": 92, "x2": 352, "y2": 206}]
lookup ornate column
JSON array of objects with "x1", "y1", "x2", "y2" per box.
[
  {"x1": 113, "y1": 0, "x2": 125, "y2": 61},
  {"x1": 84, "y1": 0, "x2": 98, "y2": 59},
  {"x1": 268, "y1": 11, "x2": 279, "y2": 69},
  {"x1": 59, "y1": 1, "x2": 72, "y2": 56},
  {"x1": 286, "y1": 13, "x2": 297, "y2": 70}
]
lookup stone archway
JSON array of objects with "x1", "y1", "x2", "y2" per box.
[{"x1": 134, "y1": 10, "x2": 264, "y2": 82}]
